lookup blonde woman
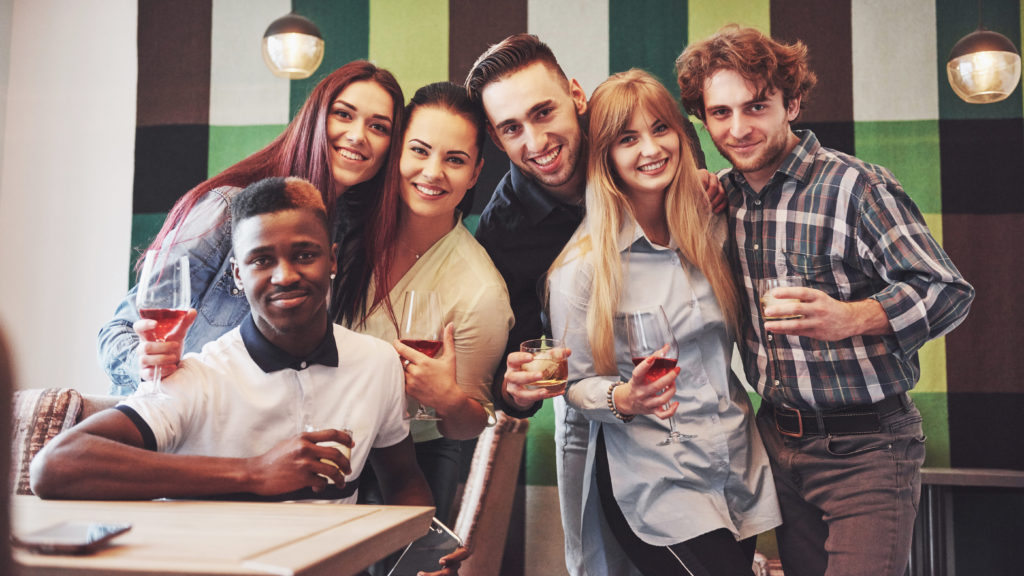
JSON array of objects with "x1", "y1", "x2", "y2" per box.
[{"x1": 547, "y1": 69, "x2": 780, "y2": 576}]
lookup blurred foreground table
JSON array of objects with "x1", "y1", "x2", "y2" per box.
[{"x1": 12, "y1": 495, "x2": 433, "y2": 576}]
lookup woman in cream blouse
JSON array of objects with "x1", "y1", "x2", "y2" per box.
[{"x1": 338, "y1": 81, "x2": 513, "y2": 524}]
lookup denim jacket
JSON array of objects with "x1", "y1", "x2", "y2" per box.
[{"x1": 98, "y1": 187, "x2": 251, "y2": 395}]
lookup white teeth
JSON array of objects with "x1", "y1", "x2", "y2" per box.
[
  {"x1": 532, "y1": 147, "x2": 560, "y2": 166},
  {"x1": 338, "y1": 148, "x2": 365, "y2": 161},
  {"x1": 638, "y1": 159, "x2": 667, "y2": 172},
  {"x1": 414, "y1": 184, "x2": 444, "y2": 196}
]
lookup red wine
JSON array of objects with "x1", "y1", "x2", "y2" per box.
[
  {"x1": 139, "y1": 308, "x2": 188, "y2": 342},
  {"x1": 631, "y1": 356, "x2": 678, "y2": 381},
  {"x1": 401, "y1": 339, "x2": 442, "y2": 358}
]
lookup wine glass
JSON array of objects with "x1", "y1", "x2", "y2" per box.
[
  {"x1": 135, "y1": 250, "x2": 191, "y2": 385},
  {"x1": 399, "y1": 290, "x2": 443, "y2": 421},
  {"x1": 625, "y1": 305, "x2": 694, "y2": 446}
]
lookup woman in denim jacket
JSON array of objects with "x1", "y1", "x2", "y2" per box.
[{"x1": 98, "y1": 61, "x2": 404, "y2": 395}]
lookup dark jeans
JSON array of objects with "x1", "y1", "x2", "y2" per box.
[
  {"x1": 358, "y1": 436, "x2": 462, "y2": 523},
  {"x1": 360, "y1": 436, "x2": 462, "y2": 576},
  {"x1": 755, "y1": 397, "x2": 926, "y2": 576},
  {"x1": 595, "y1": 428, "x2": 758, "y2": 576}
]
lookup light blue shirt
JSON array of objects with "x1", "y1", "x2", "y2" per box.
[{"x1": 548, "y1": 212, "x2": 780, "y2": 561}]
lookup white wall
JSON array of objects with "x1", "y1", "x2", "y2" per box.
[
  {"x1": 0, "y1": 0, "x2": 137, "y2": 394},
  {"x1": 0, "y1": 0, "x2": 11, "y2": 195}
]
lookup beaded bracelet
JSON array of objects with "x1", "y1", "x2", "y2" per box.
[{"x1": 607, "y1": 382, "x2": 634, "y2": 423}]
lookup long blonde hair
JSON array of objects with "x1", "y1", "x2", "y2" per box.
[{"x1": 552, "y1": 69, "x2": 740, "y2": 374}]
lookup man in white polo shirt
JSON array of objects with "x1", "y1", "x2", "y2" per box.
[{"x1": 31, "y1": 177, "x2": 432, "y2": 507}]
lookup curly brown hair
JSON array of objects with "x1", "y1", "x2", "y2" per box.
[{"x1": 676, "y1": 25, "x2": 817, "y2": 121}]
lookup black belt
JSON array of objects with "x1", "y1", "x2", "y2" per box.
[{"x1": 768, "y1": 394, "x2": 908, "y2": 438}]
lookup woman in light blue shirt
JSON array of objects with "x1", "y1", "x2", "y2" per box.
[{"x1": 547, "y1": 69, "x2": 780, "y2": 576}]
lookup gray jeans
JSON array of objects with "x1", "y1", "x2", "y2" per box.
[{"x1": 755, "y1": 397, "x2": 926, "y2": 576}]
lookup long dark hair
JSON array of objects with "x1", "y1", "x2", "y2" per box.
[
  {"x1": 143, "y1": 60, "x2": 404, "y2": 264},
  {"x1": 338, "y1": 81, "x2": 486, "y2": 328}
]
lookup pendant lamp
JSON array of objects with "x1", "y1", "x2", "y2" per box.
[
  {"x1": 946, "y1": 1, "x2": 1021, "y2": 103},
  {"x1": 262, "y1": 12, "x2": 324, "y2": 79}
]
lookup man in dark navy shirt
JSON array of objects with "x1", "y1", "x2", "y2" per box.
[
  {"x1": 467, "y1": 35, "x2": 709, "y2": 418},
  {"x1": 466, "y1": 34, "x2": 713, "y2": 576}
]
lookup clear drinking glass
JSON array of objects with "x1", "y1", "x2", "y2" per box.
[
  {"x1": 520, "y1": 338, "x2": 569, "y2": 395},
  {"x1": 398, "y1": 290, "x2": 443, "y2": 421},
  {"x1": 135, "y1": 250, "x2": 191, "y2": 385},
  {"x1": 625, "y1": 306, "x2": 694, "y2": 446},
  {"x1": 758, "y1": 276, "x2": 805, "y2": 321}
]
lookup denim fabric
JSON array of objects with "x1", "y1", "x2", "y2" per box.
[
  {"x1": 98, "y1": 187, "x2": 249, "y2": 395},
  {"x1": 553, "y1": 394, "x2": 589, "y2": 576},
  {"x1": 755, "y1": 398, "x2": 926, "y2": 576}
]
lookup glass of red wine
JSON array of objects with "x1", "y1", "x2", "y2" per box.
[
  {"x1": 399, "y1": 290, "x2": 443, "y2": 421},
  {"x1": 626, "y1": 305, "x2": 694, "y2": 446},
  {"x1": 136, "y1": 250, "x2": 191, "y2": 386}
]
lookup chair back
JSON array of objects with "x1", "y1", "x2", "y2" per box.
[
  {"x1": 9, "y1": 388, "x2": 119, "y2": 495},
  {"x1": 452, "y1": 411, "x2": 529, "y2": 576}
]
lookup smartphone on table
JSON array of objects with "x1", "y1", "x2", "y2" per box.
[
  {"x1": 386, "y1": 517, "x2": 462, "y2": 576},
  {"x1": 12, "y1": 521, "x2": 132, "y2": 555}
]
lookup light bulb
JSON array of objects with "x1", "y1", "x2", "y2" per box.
[
  {"x1": 947, "y1": 29, "x2": 1022, "y2": 104},
  {"x1": 261, "y1": 13, "x2": 324, "y2": 80}
]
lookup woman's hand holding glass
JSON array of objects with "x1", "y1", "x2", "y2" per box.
[
  {"x1": 614, "y1": 349, "x2": 681, "y2": 419},
  {"x1": 394, "y1": 322, "x2": 460, "y2": 419}
]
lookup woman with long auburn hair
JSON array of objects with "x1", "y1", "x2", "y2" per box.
[
  {"x1": 548, "y1": 69, "x2": 780, "y2": 576},
  {"x1": 99, "y1": 61, "x2": 404, "y2": 395}
]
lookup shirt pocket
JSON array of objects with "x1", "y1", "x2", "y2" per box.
[{"x1": 784, "y1": 251, "x2": 868, "y2": 302}]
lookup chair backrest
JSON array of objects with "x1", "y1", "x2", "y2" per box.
[
  {"x1": 452, "y1": 411, "x2": 529, "y2": 576},
  {"x1": 9, "y1": 388, "x2": 119, "y2": 495}
]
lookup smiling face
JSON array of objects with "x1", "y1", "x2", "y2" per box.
[
  {"x1": 610, "y1": 105, "x2": 681, "y2": 201},
  {"x1": 325, "y1": 80, "x2": 395, "y2": 192},
  {"x1": 479, "y1": 61, "x2": 587, "y2": 197},
  {"x1": 702, "y1": 68, "x2": 800, "y2": 191},
  {"x1": 399, "y1": 106, "x2": 483, "y2": 223},
  {"x1": 231, "y1": 209, "x2": 336, "y2": 356}
]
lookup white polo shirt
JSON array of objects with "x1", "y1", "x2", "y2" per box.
[{"x1": 118, "y1": 316, "x2": 408, "y2": 503}]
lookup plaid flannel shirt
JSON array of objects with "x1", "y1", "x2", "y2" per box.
[{"x1": 724, "y1": 131, "x2": 974, "y2": 411}]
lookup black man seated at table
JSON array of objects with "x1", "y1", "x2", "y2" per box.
[{"x1": 31, "y1": 177, "x2": 432, "y2": 507}]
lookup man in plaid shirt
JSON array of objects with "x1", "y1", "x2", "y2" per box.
[{"x1": 676, "y1": 26, "x2": 974, "y2": 576}]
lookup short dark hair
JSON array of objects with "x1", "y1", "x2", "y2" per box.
[
  {"x1": 230, "y1": 177, "x2": 328, "y2": 245},
  {"x1": 676, "y1": 25, "x2": 817, "y2": 121},
  {"x1": 465, "y1": 33, "x2": 568, "y2": 102}
]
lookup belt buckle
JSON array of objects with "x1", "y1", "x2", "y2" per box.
[{"x1": 775, "y1": 405, "x2": 804, "y2": 438}]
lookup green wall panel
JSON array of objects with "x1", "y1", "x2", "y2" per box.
[
  {"x1": 609, "y1": 0, "x2": 687, "y2": 90},
  {"x1": 369, "y1": 0, "x2": 449, "y2": 102},
  {"x1": 289, "y1": 0, "x2": 370, "y2": 118},
  {"x1": 207, "y1": 125, "x2": 287, "y2": 178},
  {"x1": 909, "y1": 391, "x2": 950, "y2": 467},
  {"x1": 689, "y1": 0, "x2": 770, "y2": 41},
  {"x1": 525, "y1": 401, "x2": 558, "y2": 486},
  {"x1": 855, "y1": 120, "x2": 942, "y2": 213}
]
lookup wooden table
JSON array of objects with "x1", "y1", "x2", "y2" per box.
[{"x1": 12, "y1": 495, "x2": 434, "y2": 576}]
